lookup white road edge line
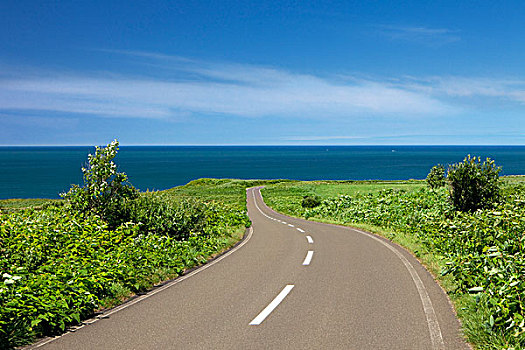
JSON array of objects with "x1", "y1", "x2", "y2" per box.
[
  {"x1": 252, "y1": 189, "x2": 275, "y2": 220},
  {"x1": 288, "y1": 224, "x2": 294, "y2": 227},
  {"x1": 302, "y1": 251, "x2": 314, "y2": 265},
  {"x1": 33, "y1": 222, "x2": 256, "y2": 349},
  {"x1": 249, "y1": 285, "x2": 295, "y2": 325},
  {"x1": 353, "y1": 228, "x2": 445, "y2": 350},
  {"x1": 306, "y1": 236, "x2": 314, "y2": 244},
  {"x1": 297, "y1": 228, "x2": 305, "y2": 233}
]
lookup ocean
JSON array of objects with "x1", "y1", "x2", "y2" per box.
[{"x1": 1, "y1": 146, "x2": 524, "y2": 199}]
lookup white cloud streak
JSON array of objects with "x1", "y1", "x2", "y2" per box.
[
  {"x1": 284, "y1": 135, "x2": 366, "y2": 141},
  {"x1": 375, "y1": 25, "x2": 461, "y2": 45},
  {"x1": 398, "y1": 76, "x2": 525, "y2": 102},
  {"x1": 1, "y1": 51, "x2": 524, "y2": 122}
]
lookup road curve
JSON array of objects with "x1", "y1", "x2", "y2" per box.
[{"x1": 33, "y1": 187, "x2": 469, "y2": 349}]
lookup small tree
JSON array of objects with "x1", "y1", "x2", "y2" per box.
[
  {"x1": 447, "y1": 155, "x2": 501, "y2": 212},
  {"x1": 62, "y1": 140, "x2": 138, "y2": 221},
  {"x1": 426, "y1": 164, "x2": 446, "y2": 189}
]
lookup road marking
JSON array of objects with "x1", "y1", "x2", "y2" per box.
[
  {"x1": 281, "y1": 221, "x2": 287, "y2": 224},
  {"x1": 297, "y1": 228, "x2": 305, "y2": 233},
  {"x1": 352, "y1": 228, "x2": 445, "y2": 350},
  {"x1": 288, "y1": 224, "x2": 294, "y2": 227},
  {"x1": 249, "y1": 285, "x2": 295, "y2": 325},
  {"x1": 302, "y1": 251, "x2": 314, "y2": 265},
  {"x1": 252, "y1": 189, "x2": 277, "y2": 222},
  {"x1": 306, "y1": 236, "x2": 314, "y2": 244}
]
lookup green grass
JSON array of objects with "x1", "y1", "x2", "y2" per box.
[
  {"x1": 0, "y1": 198, "x2": 60, "y2": 211},
  {"x1": 261, "y1": 180, "x2": 425, "y2": 220},
  {"x1": 162, "y1": 178, "x2": 291, "y2": 210},
  {"x1": 502, "y1": 175, "x2": 525, "y2": 185}
]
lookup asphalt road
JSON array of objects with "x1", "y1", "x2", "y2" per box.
[{"x1": 33, "y1": 187, "x2": 469, "y2": 349}]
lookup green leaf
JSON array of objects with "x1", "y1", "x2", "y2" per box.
[{"x1": 72, "y1": 313, "x2": 80, "y2": 324}]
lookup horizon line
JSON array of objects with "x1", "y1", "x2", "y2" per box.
[{"x1": 0, "y1": 144, "x2": 524, "y2": 147}]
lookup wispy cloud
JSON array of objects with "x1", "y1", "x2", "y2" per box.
[
  {"x1": 0, "y1": 52, "x2": 454, "y2": 120},
  {"x1": 375, "y1": 25, "x2": 460, "y2": 46},
  {"x1": 2, "y1": 51, "x2": 525, "y2": 123},
  {"x1": 396, "y1": 76, "x2": 525, "y2": 103},
  {"x1": 282, "y1": 132, "x2": 525, "y2": 145},
  {"x1": 283, "y1": 136, "x2": 366, "y2": 141},
  {"x1": 0, "y1": 112, "x2": 80, "y2": 129}
]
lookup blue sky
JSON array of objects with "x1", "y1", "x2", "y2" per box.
[{"x1": 1, "y1": 0, "x2": 524, "y2": 145}]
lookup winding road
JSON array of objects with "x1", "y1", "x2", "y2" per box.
[{"x1": 33, "y1": 187, "x2": 469, "y2": 349}]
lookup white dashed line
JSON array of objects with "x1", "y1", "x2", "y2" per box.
[
  {"x1": 249, "y1": 285, "x2": 295, "y2": 325},
  {"x1": 296, "y1": 228, "x2": 305, "y2": 233},
  {"x1": 302, "y1": 251, "x2": 314, "y2": 266},
  {"x1": 306, "y1": 236, "x2": 314, "y2": 244},
  {"x1": 288, "y1": 224, "x2": 294, "y2": 227}
]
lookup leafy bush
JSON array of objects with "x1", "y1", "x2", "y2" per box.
[
  {"x1": 301, "y1": 195, "x2": 322, "y2": 208},
  {"x1": 447, "y1": 155, "x2": 501, "y2": 212},
  {"x1": 113, "y1": 195, "x2": 208, "y2": 240},
  {"x1": 61, "y1": 140, "x2": 138, "y2": 226},
  {"x1": 0, "y1": 199, "x2": 245, "y2": 348},
  {"x1": 426, "y1": 164, "x2": 446, "y2": 189}
]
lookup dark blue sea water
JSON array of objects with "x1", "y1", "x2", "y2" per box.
[{"x1": 1, "y1": 146, "x2": 524, "y2": 199}]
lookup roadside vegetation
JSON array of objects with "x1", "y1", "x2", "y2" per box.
[
  {"x1": 0, "y1": 141, "x2": 273, "y2": 349},
  {"x1": 262, "y1": 158, "x2": 525, "y2": 350},
  {"x1": 0, "y1": 198, "x2": 60, "y2": 211}
]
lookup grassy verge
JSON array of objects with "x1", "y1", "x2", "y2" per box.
[
  {"x1": 0, "y1": 179, "x2": 277, "y2": 349},
  {"x1": 262, "y1": 176, "x2": 525, "y2": 350},
  {"x1": 162, "y1": 178, "x2": 290, "y2": 207},
  {"x1": 0, "y1": 198, "x2": 60, "y2": 211}
]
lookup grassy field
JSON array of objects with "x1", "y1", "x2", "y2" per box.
[
  {"x1": 261, "y1": 179, "x2": 424, "y2": 215},
  {"x1": 0, "y1": 198, "x2": 61, "y2": 211},
  {"x1": 262, "y1": 176, "x2": 525, "y2": 350},
  {"x1": 162, "y1": 178, "x2": 287, "y2": 209}
]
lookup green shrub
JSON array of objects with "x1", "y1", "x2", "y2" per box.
[
  {"x1": 301, "y1": 195, "x2": 321, "y2": 208},
  {"x1": 61, "y1": 140, "x2": 138, "y2": 226},
  {"x1": 113, "y1": 195, "x2": 207, "y2": 240},
  {"x1": 447, "y1": 155, "x2": 501, "y2": 212},
  {"x1": 426, "y1": 164, "x2": 446, "y2": 189},
  {"x1": 0, "y1": 200, "x2": 244, "y2": 348}
]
